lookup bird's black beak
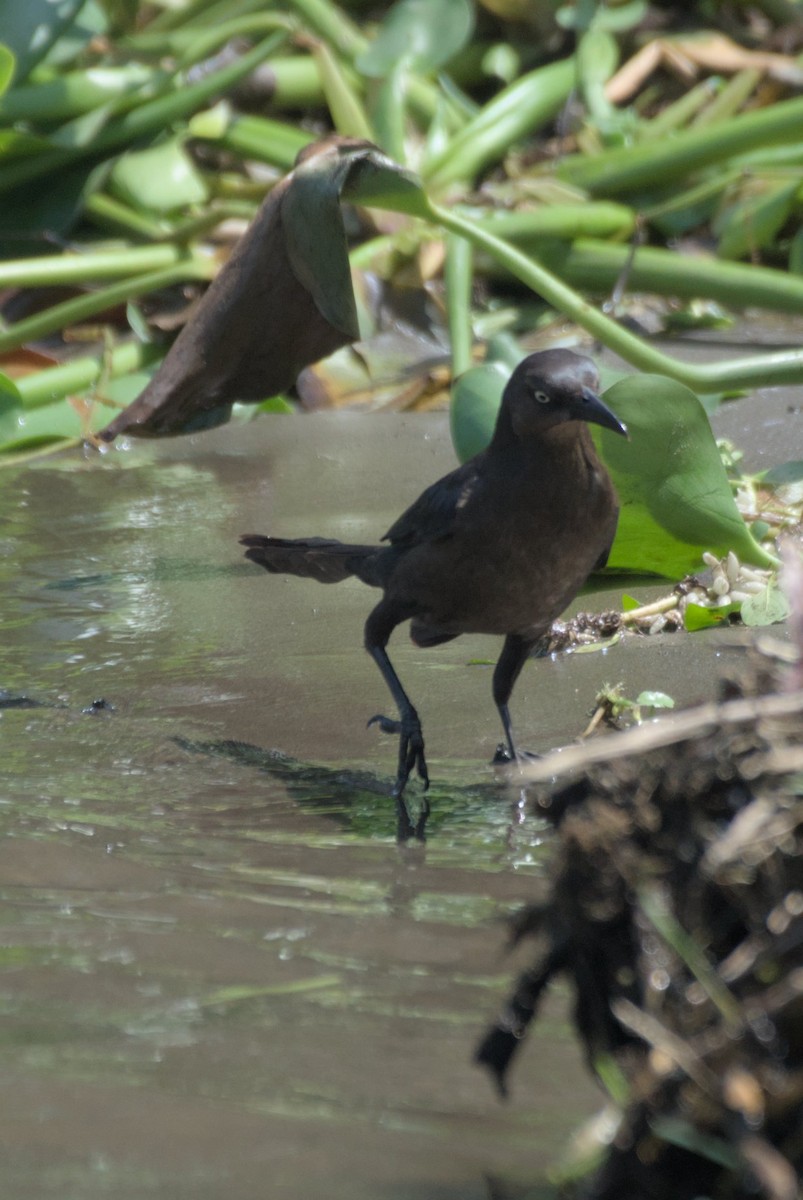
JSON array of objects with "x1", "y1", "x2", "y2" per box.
[{"x1": 576, "y1": 387, "x2": 628, "y2": 438}]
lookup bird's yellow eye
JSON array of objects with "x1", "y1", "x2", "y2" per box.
[{"x1": 534, "y1": 390, "x2": 550, "y2": 404}]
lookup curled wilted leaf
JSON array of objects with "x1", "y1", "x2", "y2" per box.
[{"x1": 99, "y1": 136, "x2": 425, "y2": 440}]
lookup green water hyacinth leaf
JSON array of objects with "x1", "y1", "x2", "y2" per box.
[
  {"x1": 557, "y1": 0, "x2": 647, "y2": 30},
  {"x1": 683, "y1": 601, "x2": 740, "y2": 631},
  {"x1": 449, "y1": 364, "x2": 776, "y2": 579},
  {"x1": 109, "y1": 137, "x2": 209, "y2": 213},
  {"x1": 0, "y1": 370, "x2": 19, "y2": 402},
  {"x1": 0, "y1": 0, "x2": 85, "y2": 84},
  {"x1": 449, "y1": 362, "x2": 509, "y2": 463},
  {"x1": 0, "y1": 389, "x2": 108, "y2": 453},
  {"x1": 358, "y1": 0, "x2": 474, "y2": 77},
  {"x1": 741, "y1": 583, "x2": 790, "y2": 627},
  {"x1": 597, "y1": 374, "x2": 776, "y2": 573},
  {"x1": 635, "y1": 691, "x2": 674, "y2": 710},
  {"x1": 0, "y1": 43, "x2": 14, "y2": 95}
]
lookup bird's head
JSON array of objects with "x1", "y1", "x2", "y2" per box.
[{"x1": 503, "y1": 349, "x2": 628, "y2": 441}]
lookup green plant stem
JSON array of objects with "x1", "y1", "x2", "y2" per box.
[
  {"x1": 640, "y1": 172, "x2": 740, "y2": 222},
  {"x1": 0, "y1": 64, "x2": 157, "y2": 124},
  {"x1": 560, "y1": 94, "x2": 803, "y2": 195},
  {"x1": 0, "y1": 261, "x2": 215, "y2": 355},
  {"x1": 192, "y1": 111, "x2": 313, "y2": 169},
  {"x1": 427, "y1": 201, "x2": 803, "y2": 390},
  {"x1": 309, "y1": 39, "x2": 374, "y2": 140},
  {"x1": 84, "y1": 193, "x2": 173, "y2": 241},
  {"x1": 479, "y1": 202, "x2": 635, "y2": 241},
  {"x1": 505, "y1": 237, "x2": 803, "y2": 315},
  {"x1": 0, "y1": 245, "x2": 209, "y2": 288},
  {"x1": 168, "y1": 204, "x2": 258, "y2": 243},
  {"x1": 144, "y1": 0, "x2": 229, "y2": 32},
  {"x1": 15, "y1": 341, "x2": 162, "y2": 410},
  {"x1": 252, "y1": 55, "x2": 324, "y2": 107},
  {"x1": 445, "y1": 234, "x2": 473, "y2": 377},
  {"x1": 286, "y1": 0, "x2": 367, "y2": 58},
  {"x1": 0, "y1": 32, "x2": 288, "y2": 197},
  {"x1": 172, "y1": 14, "x2": 295, "y2": 67},
  {"x1": 638, "y1": 78, "x2": 719, "y2": 140},
  {"x1": 424, "y1": 57, "x2": 576, "y2": 190},
  {"x1": 692, "y1": 68, "x2": 761, "y2": 128}
]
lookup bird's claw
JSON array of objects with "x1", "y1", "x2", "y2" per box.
[
  {"x1": 369, "y1": 712, "x2": 429, "y2": 796},
  {"x1": 367, "y1": 714, "x2": 401, "y2": 736},
  {"x1": 492, "y1": 743, "x2": 540, "y2": 766}
]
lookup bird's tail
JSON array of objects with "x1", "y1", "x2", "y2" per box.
[{"x1": 240, "y1": 535, "x2": 381, "y2": 585}]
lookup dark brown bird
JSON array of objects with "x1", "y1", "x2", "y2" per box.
[{"x1": 241, "y1": 349, "x2": 627, "y2": 797}]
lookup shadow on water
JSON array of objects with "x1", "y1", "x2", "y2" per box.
[
  {"x1": 174, "y1": 736, "x2": 512, "y2": 843},
  {"x1": 1, "y1": 397, "x2": 795, "y2": 1200}
]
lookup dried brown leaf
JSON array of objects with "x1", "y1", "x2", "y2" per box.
[{"x1": 99, "y1": 136, "x2": 373, "y2": 440}]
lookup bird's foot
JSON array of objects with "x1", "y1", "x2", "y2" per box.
[
  {"x1": 492, "y1": 743, "x2": 540, "y2": 767},
  {"x1": 368, "y1": 713, "x2": 429, "y2": 796}
]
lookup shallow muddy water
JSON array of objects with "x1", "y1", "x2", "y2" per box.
[{"x1": 0, "y1": 387, "x2": 798, "y2": 1200}]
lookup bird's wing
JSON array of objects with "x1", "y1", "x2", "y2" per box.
[{"x1": 382, "y1": 458, "x2": 484, "y2": 547}]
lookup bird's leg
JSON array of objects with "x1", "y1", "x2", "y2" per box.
[
  {"x1": 492, "y1": 633, "x2": 537, "y2": 764},
  {"x1": 365, "y1": 601, "x2": 429, "y2": 797}
]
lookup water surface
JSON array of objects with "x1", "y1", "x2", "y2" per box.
[{"x1": 0, "y1": 403, "x2": 792, "y2": 1199}]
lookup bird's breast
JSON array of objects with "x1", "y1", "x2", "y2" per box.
[{"x1": 396, "y1": 436, "x2": 618, "y2": 638}]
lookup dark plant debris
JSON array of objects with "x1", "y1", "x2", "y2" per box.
[{"x1": 478, "y1": 647, "x2": 803, "y2": 1200}]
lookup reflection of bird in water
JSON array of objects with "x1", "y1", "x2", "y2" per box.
[{"x1": 242, "y1": 349, "x2": 626, "y2": 801}]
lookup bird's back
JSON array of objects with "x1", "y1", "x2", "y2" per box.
[{"x1": 382, "y1": 422, "x2": 617, "y2": 641}]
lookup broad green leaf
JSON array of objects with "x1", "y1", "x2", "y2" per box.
[
  {"x1": 358, "y1": 0, "x2": 474, "y2": 77},
  {"x1": 0, "y1": 370, "x2": 20, "y2": 401},
  {"x1": 109, "y1": 137, "x2": 209, "y2": 213},
  {"x1": 621, "y1": 594, "x2": 641, "y2": 611},
  {"x1": 597, "y1": 374, "x2": 776, "y2": 572},
  {"x1": 0, "y1": 0, "x2": 85, "y2": 84},
  {"x1": 102, "y1": 369, "x2": 158, "y2": 408},
  {"x1": 449, "y1": 362, "x2": 508, "y2": 462},
  {"x1": 741, "y1": 583, "x2": 790, "y2": 627},
  {"x1": 0, "y1": 390, "x2": 108, "y2": 452},
  {"x1": 0, "y1": 160, "x2": 93, "y2": 257},
  {"x1": 0, "y1": 43, "x2": 14, "y2": 96},
  {"x1": 683, "y1": 601, "x2": 740, "y2": 631},
  {"x1": 557, "y1": 0, "x2": 647, "y2": 30},
  {"x1": 636, "y1": 691, "x2": 674, "y2": 709},
  {"x1": 252, "y1": 395, "x2": 294, "y2": 414}
]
